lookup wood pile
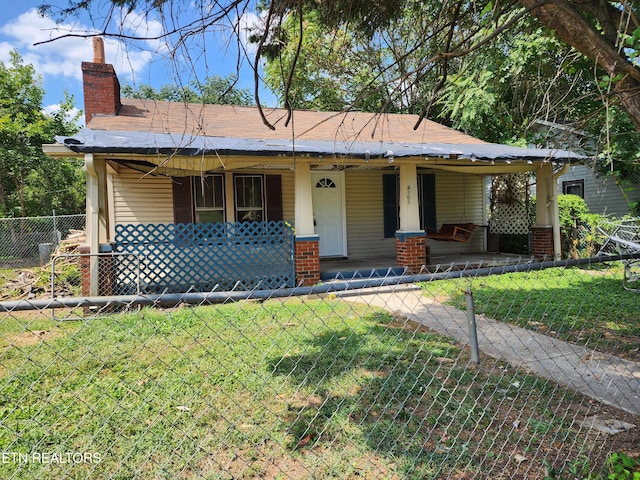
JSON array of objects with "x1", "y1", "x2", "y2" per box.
[{"x1": 56, "y1": 229, "x2": 86, "y2": 255}]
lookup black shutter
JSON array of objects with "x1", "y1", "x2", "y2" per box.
[
  {"x1": 172, "y1": 176, "x2": 194, "y2": 224},
  {"x1": 383, "y1": 174, "x2": 399, "y2": 238},
  {"x1": 265, "y1": 174, "x2": 283, "y2": 221},
  {"x1": 420, "y1": 174, "x2": 437, "y2": 232}
]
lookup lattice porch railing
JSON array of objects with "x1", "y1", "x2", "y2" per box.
[{"x1": 114, "y1": 221, "x2": 295, "y2": 293}]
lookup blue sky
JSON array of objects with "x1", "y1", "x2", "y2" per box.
[{"x1": 0, "y1": 1, "x2": 271, "y2": 125}]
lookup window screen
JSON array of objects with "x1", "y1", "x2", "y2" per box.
[
  {"x1": 235, "y1": 175, "x2": 264, "y2": 221},
  {"x1": 194, "y1": 175, "x2": 225, "y2": 223}
]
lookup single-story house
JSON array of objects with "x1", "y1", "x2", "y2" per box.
[{"x1": 44, "y1": 41, "x2": 583, "y2": 294}]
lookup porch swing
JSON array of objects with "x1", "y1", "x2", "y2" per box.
[
  {"x1": 427, "y1": 223, "x2": 478, "y2": 242},
  {"x1": 426, "y1": 176, "x2": 479, "y2": 243}
]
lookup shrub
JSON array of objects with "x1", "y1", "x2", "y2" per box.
[
  {"x1": 531, "y1": 195, "x2": 609, "y2": 258},
  {"x1": 557, "y1": 194, "x2": 589, "y2": 230}
]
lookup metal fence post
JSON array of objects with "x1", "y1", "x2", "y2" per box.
[
  {"x1": 52, "y1": 209, "x2": 57, "y2": 247},
  {"x1": 465, "y1": 289, "x2": 480, "y2": 364}
]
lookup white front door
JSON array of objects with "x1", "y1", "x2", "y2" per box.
[{"x1": 311, "y1": 171, "x2": 347, "y2": 257}]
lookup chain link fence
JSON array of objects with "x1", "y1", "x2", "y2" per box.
[
  {"x1": 0, "y1": 214, "x2": 86, "y2": 268},
  {"x1": 0, "y1": 253, "x2": 639, "y2": 479}
]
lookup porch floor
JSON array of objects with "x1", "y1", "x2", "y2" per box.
[{"x1": 319, "y1": 252, "x2": 529, "y2": 281}]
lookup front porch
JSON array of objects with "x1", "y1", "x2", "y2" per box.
[
  {"x1": 319, "y1": 251, "x2": 529, "y2": 281},
  {"x1": 85, "y1": 219, "x2": 531, "y2": 295}
]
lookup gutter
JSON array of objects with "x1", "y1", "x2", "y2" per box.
[{"x1": 42, "y1": 143, "x2": 84, "y2": 159}]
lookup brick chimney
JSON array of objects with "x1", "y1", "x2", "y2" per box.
[{"x1": 82, "y1": 37, "x2": 121, "y2": 124}]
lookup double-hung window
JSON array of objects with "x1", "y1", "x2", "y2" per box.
[
  {"x1": 562, "y1": 179, "x2": 584, "y2": 198},
  {"x1": 173, "y1": 174, "x2": 282, "y2": 224},
  {"x1": 194, "y1": 175, "x2": 225, "y2": 223},
  {"x1": 235, "y1": 175, "x2": 264, "y2": 222}
]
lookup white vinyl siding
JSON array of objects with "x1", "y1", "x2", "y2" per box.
[
  {"x1": 343, "y1": 170, "x2": 487, "y2": 260},
  {"x1": 428, "y1": 172, "x2": 485, "y2": 257},
  {"x1": 110, "y1": 164, "x2": 488, "y2": 260},
  {"x1": 112, "y1": 166, "x2": 174, "y2": 225},
  {"x1": 345, "y1": 170, "x2": 395, "y2": 259},
  {"x1": 112, "y1": 166, "x2": 295, "y2": 226}
]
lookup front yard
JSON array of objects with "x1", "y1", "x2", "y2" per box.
[{"x1": 0, "y1": 291, "x2": 638, "y2": 478}]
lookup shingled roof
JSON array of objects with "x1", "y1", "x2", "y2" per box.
[{"x1": 87, "y1": 99, "x2": 486, "y2": 145}]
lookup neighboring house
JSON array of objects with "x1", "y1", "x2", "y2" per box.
[
  {"x1": 530, "y1": 119, "x2": 639, "y2": 216},
  {"x1": 44, "y1": 41, "x2": 582, "y2": 294},
  {"x1": 557, "y1": 165, "x2": 639, "y2": 216}
]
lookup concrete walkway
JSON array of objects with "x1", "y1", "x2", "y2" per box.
[{"x1": 339, "y1": 286, "x2": 640, "y2": 416}]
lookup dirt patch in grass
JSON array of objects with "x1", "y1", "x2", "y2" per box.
[
  {"x1": 4, "y1": 328, "x2": 61, "y2": 348},
  {"x1": 465, "y1": 364, "x2": 639, "y2": 479}
]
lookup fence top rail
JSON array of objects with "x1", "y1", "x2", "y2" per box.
[
  {"x1": 2, "y1": 253, "x2": 639, "y2": 313},
  {"x1": 0, "y1": 214, "x2": 85, "y2": 222},
  {"x1": 600, "y1": 218, "x2": 640, "y2": 229}
]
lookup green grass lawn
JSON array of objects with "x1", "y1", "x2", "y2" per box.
[
  {"x1": 0, "y1": 298, "x2": 635, "y2": 479},
  {"x1": 420, "y1": 263, "x2": 640, "y2": 360}
]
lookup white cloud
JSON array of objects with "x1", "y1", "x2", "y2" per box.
[
  {"x1": 44, "y1": 103, "x2": 84, "y2": 127},
  {"x1": 0, "y1": 10, "x2": 93, "y2": 80},
  {"x1": 0, "y1": 41, "x2": 15, "y2": 63},
  {"x1": 119, "y1": 9, "x2": 164, "y2": 47},
  {"x1": 0, "y1": 8, "x2": 165, "y2": 82},
  {"x1": 235, "y1": 11, "x2": 265, "y2": 56}
]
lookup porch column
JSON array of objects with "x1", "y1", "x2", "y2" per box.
[
  {"x1": 531, "y1": 162, "x2": 560, "y2": 259},
  {"x1": 107, "y1": 162, "x2": 117, "y2": 241},
  {"x1": 294, "y1": 162, "x2": 314, "y2": 235},
  {"x1": 396, "y1": 163, "x2": 427, "y2": 273},
  {"x1": 82, "y1": 154, "x2": 112, "y2": 296},
  {"x1": 398, "y1": 163, "x2": 421, "y2": 231},
  {"x1": 294, "y1": 162, "x2": 320, "y2": 285}
]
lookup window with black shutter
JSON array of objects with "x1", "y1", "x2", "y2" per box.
[
  {"x1": 172, "y1": 176, "x2": 194, "y2": 224},
  {"x1": 172, "y1": 174, "x2": 283, "y2": 223}
]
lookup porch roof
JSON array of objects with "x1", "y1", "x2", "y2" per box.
[
  {"x1": 56, "y1": 129, "x2": 584, "y2": 162},
  {"x1": 56, "y1": 128, "x2": 582, "y2": 163}
]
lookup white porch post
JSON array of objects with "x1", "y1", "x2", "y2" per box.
[
  {"x1": 535, "y1": 162, "x2": 553, "y2": 227},
  {"x1": 294, "y1": 162, "x2": 315, "y2": 235},
  {"x1": 96, "y1": 158, "x2": 109, "y2": 244},
  {"x1": 106, "y1": 162, "x2": 117, "y2": 241},
  {"x1": 395, "y1": 163, "x2": 427, "y2": 273},
  {"x1": 293, "y1": 162, "x2": 320, "y2": 285},
  {"x1": 398, "y1": 163, "x2": 421, "y2": 232},
  {"x1": 533, "y1": 162, "x2": 560, "y2": 260},
  {"x1": 551, "y1": 181, "x2": 562, "y2": 261},
  {"x1": 85, "y1": 154, "x2": 100, "y2": 295},
  {"x1": 84, "y1": 154, "x2": 110, "y2": 296}
]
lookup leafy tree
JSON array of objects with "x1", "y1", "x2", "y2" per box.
[
  {"x1": 121, "y1": 75, "x2": 254, "y2": 105},
  {"x1": 260, "y1": 5, "x2": 445, "y2": 114},
  {"x1": 259, "y1": 2, "x2": 639, "y2": 209},
  {"x1": 262, "y1": 5, "x2": 598, "y2": 140},
  {"x1": 37, "y1": 0, "x2": 640, "y2": 193},
  {"x1": 37, "y1": 1, "x2": 640, "y2": 131},
  {"x1": 0, "y1": 51, "x2": 83, "y2": 217}
]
